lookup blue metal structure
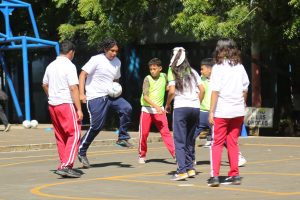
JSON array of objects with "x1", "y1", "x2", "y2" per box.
[{"x1": 0, "y1": 0, "x2": 59, "y2": 122}]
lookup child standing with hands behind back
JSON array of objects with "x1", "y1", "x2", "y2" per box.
[{"x1": 138, "y1": 58, "x2": 175, "y2": 164}]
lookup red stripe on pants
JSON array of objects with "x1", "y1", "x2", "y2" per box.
[
  {"x1": 139, "y1": 111, "x2": 175, "y2": 158},
  {"x1": 210, "y1": 116, "x2": 244, "y2": 177},
  {"x1": 49, "y1": 104, "x2": 81, "y2": 169}
]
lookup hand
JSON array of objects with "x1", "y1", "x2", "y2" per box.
[
  {"x1": 208, "y1": 112, "x2": 214, "y2": 125},
  {"x1": 77, "y1": 110, "x2": 83, "y2": 121},
  {"x1": 80, "y1": 94, "x2": 87, "y2": 103},
  {"x1": 155, "y1": 106, "x2": 163, "y2": 114},
  {"x1": 165, "y1": 104, "x2": 171, "y2": 114}
]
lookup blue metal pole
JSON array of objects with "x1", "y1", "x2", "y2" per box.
[
  {"x1": 28, "y1": 4, "x2": 40, "y2": 38},
  {"x1": 0, "y1": 52, "x2": 23, "y2": 121},
  {"x1": 22, "y1": 36, "x2": 30, "y2": 121}
]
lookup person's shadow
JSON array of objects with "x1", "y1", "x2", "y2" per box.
[
  {"x1": 89, "y1": 162, "x2": 133, "y2": 168},
  {"x1": 146, "y1": 158, "x2": 175, "y2": 165}
]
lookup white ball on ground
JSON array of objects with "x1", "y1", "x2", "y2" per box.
[
  {"x1": 22, "y1": 120, "x2": 31, "y2": 128},
  {"x1": 30, "y1": 120, "x2": 38, "y2": 128},
  {"x1": 108, "y1": 82, "x2": 122, "y2": 98}
]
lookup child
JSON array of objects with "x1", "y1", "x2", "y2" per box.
[
  {"x1": 193, "y1": 58, "x2": 247, "y2": 167},
  {"x1": 139, "y1": 58, "x2": 175, "y2": 164},
  {"x1": 207, "y1": 39, "x2": 249, "y2": 187},
  {"x1": 165, "y1": 47, "x2": 201, "y2": 181}
]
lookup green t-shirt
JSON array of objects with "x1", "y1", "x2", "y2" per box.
[
  {"x1": 140, "y1": 73, "x2": 167, "y2": 107},
  {"x1": 200, "y1": 76, "x2": 211, "y2": 111}
]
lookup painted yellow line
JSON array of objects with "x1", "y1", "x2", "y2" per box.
[
  {"x1": 244, "y1": 143, "x2": 300, "y2": 148},
  {"x1": 31, "y1": 170, "x2": 300, "y2": 199},
  {"x1": 0, "y1": 147, "x2": 165, "y2": 167}
]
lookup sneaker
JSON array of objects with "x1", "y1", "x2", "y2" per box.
[
  {"x1": 78, "y1": 154, "x2": 90, "y2": 168},
  {"x1": 4, "y1": 124, "x2": 11, "y2": 132},
  {"x1": 54, "y1": 166, "x2": 81, "y2": 178},
  {"x1": 203, "y1": 140, "x2": 212, "y2": 148},
  {"x1": 138, "y1": 157, "x2": 146, "y2": 164},
  {"x1": 238, "y1": 152, "x2": 247, "y2": 167},
  {"x1": 170, "y1": 172, "x2": 188, "y2": 181},
  {"x1": 116, "y1": 139, "x2": 133, "y2": 148},
  {"x1": 207, "y1": 177, "x2": 220, "y2": 187},
  {"x1": 221, "y1": 176, "x2": 242, "y2": 185},
  {"x1": 187, "y1": 169, "x2": 196, "y2": 177}
]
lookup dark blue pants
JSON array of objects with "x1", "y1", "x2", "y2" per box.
[
  {"x1": 192, "y1": 111, "x2": 211, "y2": 161},
  {"x1": 79, "y1": 96, "x2": 132, "y2": 156},
  {"x1": 173, "y1": 107, "x2": 199, "y2": 173}
]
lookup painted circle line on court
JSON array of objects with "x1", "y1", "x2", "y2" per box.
[{"x1": 31, "y1": 171, "x2": 300, "y2": 199}]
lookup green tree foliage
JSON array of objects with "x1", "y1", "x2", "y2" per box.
[{"x1": 53, "y1": 0, "x2": 182, "y2": 45}]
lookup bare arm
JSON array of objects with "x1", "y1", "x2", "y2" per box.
[
  {"x1": 69, "y1": 84, "x2": 83, "y2": 121},
  {"x1": 165, "y1": 85, "x2": 175, "y2": 113},
  {"x1": 243, "y1": 91, "x2": 248, "y2": 107},
  {"x1": 209, "y1": 91, "x2": 219, "y2": 125},
  {"x1": 79, "y1": 70, "x2": 88, "y2": 103},
  {"x1": 42, "y1": 84, "x2": 49, "y2": 97},
  {"x1": 199, "y1": 84, "x2": 205, "y2": 103}
]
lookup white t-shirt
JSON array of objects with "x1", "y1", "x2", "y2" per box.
[
  {"x1": 42, "y1": 56, "x2": 79, "y2": 106},
  {"x1": 82, "y1": 53, "x2": 121, "y2": 100},
  {"x1": 210, "y1": 61, "x2": 249, "y2": 118},
  {"x1": 168, "y1": 68, "x2": 201, "y2": 109}
]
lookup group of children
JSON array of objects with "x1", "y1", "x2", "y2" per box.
[
  {"x1": 43, "y1": 38, "x2": 249, "y2": 187},
  {"x1": 139, "y1": 39, "x2": 249, "y2": 187}
]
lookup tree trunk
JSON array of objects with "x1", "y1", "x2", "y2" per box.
[{"x1": 251, "y1": 41, "x2": 261, "y2": 107}]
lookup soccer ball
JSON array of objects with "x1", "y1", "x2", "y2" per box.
[
  {"x1": 108, "y1": 82, "x2": 122, "y2": 98},
  {"x1": 22, "y1": 120, "x2": 31, "y2": 128},
  {"x1": 30, "y1": 120, "x2": 38, "y2": 128}
]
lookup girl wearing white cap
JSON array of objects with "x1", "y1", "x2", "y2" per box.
[{"x1": 165, "y1": 47, "x2": 201, "y2": 181}]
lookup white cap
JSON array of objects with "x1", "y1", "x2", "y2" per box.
[{"x1": 170, "y1": 47, "x2": 186, "y2": 67}]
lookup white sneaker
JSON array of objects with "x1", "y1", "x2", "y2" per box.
[
  {"x1": 138, "y1": 157, "x2": 146, "y2": 164},
  {"x1": 203, "y1": 140, "x2": 212, "y2": 148},
  {"x1": 238, "y1": 152, "x2": 247, "y2": 167}
]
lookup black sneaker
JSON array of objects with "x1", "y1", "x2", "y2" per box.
[
  {"x1": 54, "y1": 166, "x2": 81, "y2": 178},
  {"x1": 116, "y1": 139, "x2": 133, "y2": 148},
  {"x1": 207, "y1": 177, "x2": 220, "y2": 187},
  {"x1": 78, "y1": 154, "x2": 91, "y2": 168},
  {"x1": 221, "y1": 176, "x2": 242, "y2": 185}
]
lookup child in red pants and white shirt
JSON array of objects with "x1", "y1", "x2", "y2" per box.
[{"x1": 207, "y1": 39, "x2": 249, "y2": 187}]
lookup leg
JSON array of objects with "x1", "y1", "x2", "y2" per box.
[
  {"x1": 210, "y1": 117, "x2": 228, "y2": 177},
  {"x1": 110, "y1": 97, "x2": 132, "y2": 140},
  {"x1": 226, "y1": 116, "x2": 244, "y2": 177},
  {"x1": 173, "y1": 108, "x2": 188, "y2": 173},
  {"x1": 55, "y1": 104, "x2": 81, "y2": 169},
  {"x1": 185, "y1": 108, "x2": 199, "y2": 170},
  {"x1": 0, "y1": 104, "x2": 8, "y2": 126},
  {"x1": 79, "y1": 97, "x2": 110, "y2": 156},
  {"x1": 49, "y1": 105, "x2": 68, "y2": 169},
  {"x1": 138, "y1": 112, "x2": 152, "y2": 158},
  {"x1": 153, "y1": 113, "x2": 175, "y2": 158}
]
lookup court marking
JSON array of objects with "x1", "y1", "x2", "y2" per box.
[{"x1": 30, "y1": 170, "x2": 300, "y2": 199}]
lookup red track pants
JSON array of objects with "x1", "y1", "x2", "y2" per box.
[
  {"x1": 139, "y1": 111, "x2": 175, "y2": 158},
  {"x1": 49, "y1": 103, "x2": 81, "y2": 169},
  {"x1": 210, "y1": 116, "x2": 244, "y2": 177}
]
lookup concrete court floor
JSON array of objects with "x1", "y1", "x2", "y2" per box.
[{"x1": 0, "y1": 136, "x2": 300, "y2": 200}]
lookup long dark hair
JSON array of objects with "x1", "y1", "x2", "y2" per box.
[
  {"x1": 97, "y1": 38, "x2": 118, "y2": 53},
  {"x1": 170, "y1": 49, "x2": 197, "y2": 93},
  {"x1": 213, "y1": 38, "x2": 241, "y2": 65}
]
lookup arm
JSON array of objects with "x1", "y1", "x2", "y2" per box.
[
  {"x1": 165, "y1": 85, "x2": 175, "y2": 113},
  {"x1": 209, "y1": 91, "x2": 219, "y2": 125},
  {"x1": 79, "y1": 70, "x2": 88, "y2": 103},
  {"x1": 199, "y1": 84, "x2": 205, "y2": 103},
  {"x1": 243, "y1": 91, "x2": 248, "y2": 107},
  {"x1": 69, "y1": 84, "x2": 83, "y2": 121},
  {"x1": 42, "y1": 84, "x2": 49, "y2": 97}
]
